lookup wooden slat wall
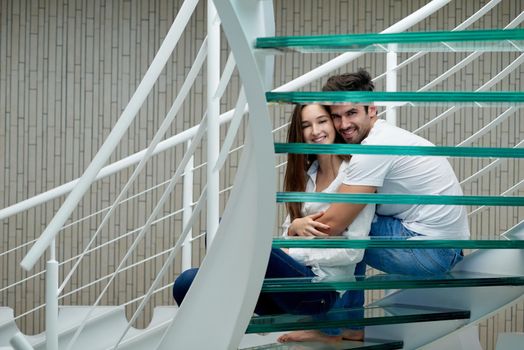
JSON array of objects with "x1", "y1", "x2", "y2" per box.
[{"x1": 0, "y1": 0, "x2": 522, "y2": 347}]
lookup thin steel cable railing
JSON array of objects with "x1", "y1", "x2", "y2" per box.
[
  {"x1": 413, "y1": 52, "x2": 524, "y2": 134},
  {"x1": 468, "y1": 178, "x2": 524, "y2": 217},
  {"x1": 0, "y1": 169, "x2": 195, "y2": 259},
  {"x1": 64, "y1": 114, "x2": 209, "y2": 350},
  {"x1": 461, "y1": 139, "x2": 524, "y2": 186},
  {"x1": 457, "y1": 107, "x2": 518, "y2": 147},
  {"x1": 372, "y1": 0, "x2": 503, "y2": 82},
  {"x1": 113, "y1": 187, "x2": 207, "y2": 349},
  {"x1": 0, "y1": 204, "x2": 192, "y2": 294},
  {"x1": 58, "y1": 38, "x2": 208, "y2": 296},
  {"x1": 410, "y1": 11, "x2": 524, "y2": 133},
  {"x1": 20, "y1": 0, "x2": 202, "y2": 272}
]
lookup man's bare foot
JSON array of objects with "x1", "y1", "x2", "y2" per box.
[
  {"x1": 341, "y1": 329, "x2": 364, "y2": 341},
  {"x1": 277, "y1": 330, "x2": 342, "y2": 343}
]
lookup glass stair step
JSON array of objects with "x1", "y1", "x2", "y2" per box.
[
  {"x1": 277, "y1": 192, "x2": 524, "y2": 206},
  {"x1": 255, "y1": 28, "x2": 524, "y2": 53},
  {"x1": 274, "y1": 143, "x2": 524, "y2": 159},
  {"x1": 247, "y1": 303, "x2": 470, "y2": 333},
  {"x1": 244, "y1": 338, "x2": 403, "y2": 350},
  {"x1": 265, "y1": 91, "x2": 524, "y2": 107},
  {"x1": 272, "y1": 236, "x2": 524, "y2": 249},
  {"x1": 262, "y1": 272, "x2": 524, "y2": 292}
]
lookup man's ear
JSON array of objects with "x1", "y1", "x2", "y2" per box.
[{"x1": 368, "y1": 105, "x2": 377, "y2": 118}]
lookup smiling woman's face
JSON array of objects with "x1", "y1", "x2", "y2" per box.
[{"x1": 300, "y1": 104, "x2": 336, "y2": 145}]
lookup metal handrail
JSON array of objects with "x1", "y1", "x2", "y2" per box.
[{"x1": 20, "y1": 0, "x2": 202, "y2": 272}]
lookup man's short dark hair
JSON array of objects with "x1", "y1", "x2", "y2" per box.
[
  {"x1": 322, "y1": 69, "x2": 374, "y2": 113},
  {"x1": 323, "y1": 69, "x2": 375, "y2": 92}
]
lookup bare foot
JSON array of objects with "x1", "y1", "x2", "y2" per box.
[
  {"x1": 277, "y1": 330, "x2": 342, "y2": 343},
  {"x1": 341, "y1": 329, "x2": 364, "y2": 341},
  {"x1": 277, "y1": 329, "x2": 365, "y2": 343}
]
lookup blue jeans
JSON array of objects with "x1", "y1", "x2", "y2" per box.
[
  {"x1": 362, "y1": 215, "x2": 463, "y2": 275},
  {"x1": 173, "y1": 248, "x2": 338, "y2": 315},
  {"x1": 350, "y1": 215, "x2": 464, "y2": 321}
]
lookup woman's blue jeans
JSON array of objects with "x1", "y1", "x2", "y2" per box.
[
  {"x1": 173, "y1": 248, "x2": 361, "y2": 335},
  {"x1": 173, "y1": 247, "x2": 338, "y2": 315}
]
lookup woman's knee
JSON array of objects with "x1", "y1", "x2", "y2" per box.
[{"x1": 172, "y1": 268, "x2": 199, "y2": 305}]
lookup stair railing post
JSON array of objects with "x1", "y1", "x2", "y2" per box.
[
  {"x1": 45, "y1": 239, "x2": 58, "y2": 350},
  {"x1": 386, "y1": 45, "x2": 398, "y2": 126},
  {"x1": 207, "y1": 0, "x2": 220, "y2": 245},
  {"x1": 182, "y1": 140, "x2": 194, "y2": 271},
  {"x1": 385, "y1": 45, "x2": 398, "y2": 298}
]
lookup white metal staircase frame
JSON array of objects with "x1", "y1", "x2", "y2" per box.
[{"x1": 1, "y1": 0, "x2": 524, "y2": 349}]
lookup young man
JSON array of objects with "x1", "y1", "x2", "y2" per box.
[{"x1": 288, "y1": 69, "x2": 469, "y2": 276}]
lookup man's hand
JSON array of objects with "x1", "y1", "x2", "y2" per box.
[{"x1": 288, "y1": 212, "x2": 331, "y2": 236}]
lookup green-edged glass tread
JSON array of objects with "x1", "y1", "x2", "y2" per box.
[
  {"x1": 266, "y1": 91, "x2": 524, "y2": 106},
  {"x1": 277, "y1": 192, "x2": 524, "y2": 206},
  {"x1": 262, "y1": 272, "x2": 524, "y2": 293},
  {"x1": 255, "y1": 28, "x2": 524, "y2": 53},
  {"x1": 275, "y1": 143, "x2": 524, "y2": 158},
  {"x1": 244, "y1": 338, "x2": 403, "y2": 350},
  {"x1": 272, "y1": 236, "x2": 524, "y2": 249},
  {"x1": 247, "y1": 303, "x2": 470, "y2": 333}
]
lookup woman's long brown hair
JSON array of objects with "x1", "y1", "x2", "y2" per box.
[{"x1": 283, "y1": 104, "x2": 349, "y2": 221}]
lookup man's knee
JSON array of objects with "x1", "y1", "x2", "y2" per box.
[{"x1": 172, "y1": 268, "x2": 199, "y2": 305}]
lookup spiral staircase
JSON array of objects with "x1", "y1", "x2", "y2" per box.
[{"x1": 1, "y1": 0, "x2": 524, "y2": 349}]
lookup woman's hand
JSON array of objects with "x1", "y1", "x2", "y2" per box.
[{"x1": 287, "y1": 212, "x2": 330, "y2": 236}]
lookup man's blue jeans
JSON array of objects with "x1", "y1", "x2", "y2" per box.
[
  {"x1": 337, "y1": 215, "x2": 464, "y2": 333},
  {"x1": 361, "y1": 214, "x2": 463, "y2": 275}
]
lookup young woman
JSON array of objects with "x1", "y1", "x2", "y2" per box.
[{"x1": 172, "y1": 104, "x2": 374, "y2": 343}]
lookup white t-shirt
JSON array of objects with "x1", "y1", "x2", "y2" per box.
[
  {"x1": 282, "y1": 160, "x2": 375, "y2": 280},
  {"x1": 342, "y1": 119, "x2": 470, "y2": 238}
]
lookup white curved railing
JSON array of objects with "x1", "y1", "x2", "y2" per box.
[
  {"x1": 20, "y1": 0, "x2": 202, "y2": 273},
  {"x1": 2, "y1": 0, "x2": 524, "y2": 348}
]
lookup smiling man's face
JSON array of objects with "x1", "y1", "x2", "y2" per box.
[{"x1": 330, "y1": 104, "x2": 377, "y2": 144}]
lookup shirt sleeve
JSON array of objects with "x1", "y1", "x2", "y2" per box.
[
  {"x1": 288, "y1": 247, "x2": 363, "y2": 267},
  {"x1": 343, "y1": 154, "x2": 396, "y2": 187}
]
